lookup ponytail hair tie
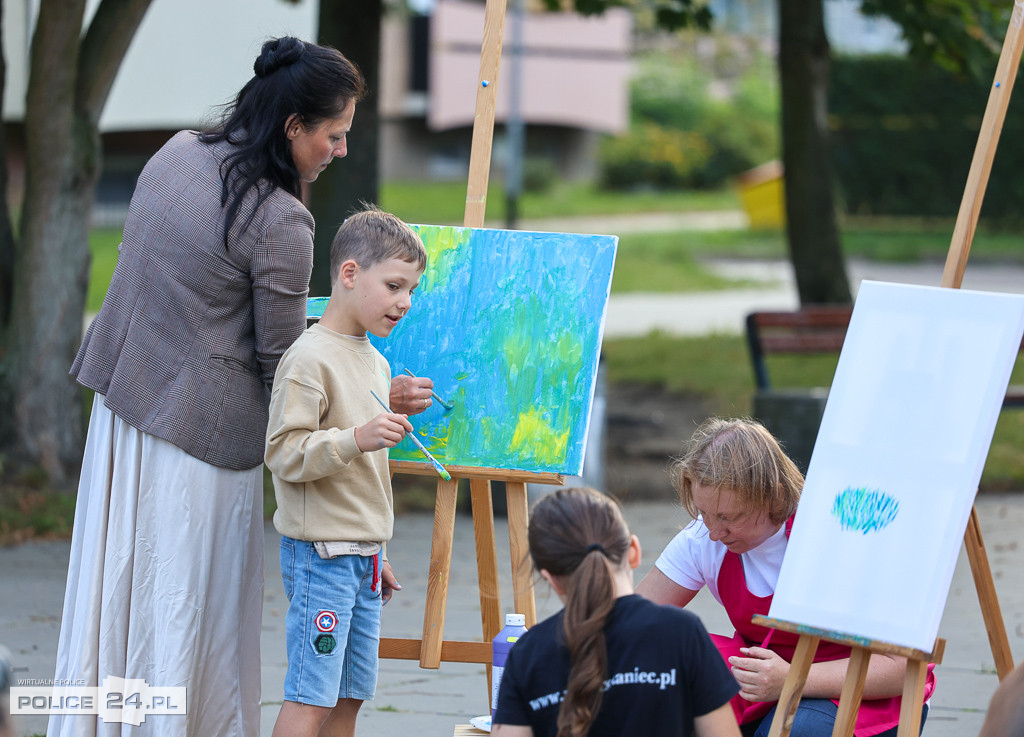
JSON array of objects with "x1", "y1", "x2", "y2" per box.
[{"x1": 585, "y1": 543, "x2": 606, "y2": 556}]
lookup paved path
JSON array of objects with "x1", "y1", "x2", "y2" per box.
[
  {"x1": 520, "y1": 209, "x2": 1024, "y2": 338},
  {"x1": 605, "y1": 258, "x2": 1024, "y2": 338},
  {"x1": 2, "y1": 496, "x2": 1022, "y2": 736},
  {"x1": 515, "y1": 209, "x2": 748, "y2": 235},
  {"x1": 14, "y1": 210, "x2": 1024, "y2": 735}
]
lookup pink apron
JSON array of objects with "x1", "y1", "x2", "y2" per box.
[{"x1": 709, "y1": 517, "x2": 935, "y2": 736}]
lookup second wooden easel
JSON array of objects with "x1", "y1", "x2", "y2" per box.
[
  {"x1": 757, "y1": 5, "x2": 1024, "y2": 736},
  {"x1": 935, "y1": 0, "x2": 1023, "y2": 682},
  {"x1": 753, "y1": 617, "x2": 944, "y2": 737}
]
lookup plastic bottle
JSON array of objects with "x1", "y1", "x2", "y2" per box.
[{"x1": 491, "y1": 612, "x2": 528, "y2": 719}]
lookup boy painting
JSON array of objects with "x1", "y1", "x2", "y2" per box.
[{"x1": 266, "y1": 207, "x2": 428, "y2": 737}]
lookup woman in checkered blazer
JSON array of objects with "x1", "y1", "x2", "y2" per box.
[{"x1": 50, "y1": 37, "x2": 429, "y2": 737}]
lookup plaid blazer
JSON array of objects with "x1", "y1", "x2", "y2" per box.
[{"x1": 72, "y1": 131, "x2": 315, "y2": 470}]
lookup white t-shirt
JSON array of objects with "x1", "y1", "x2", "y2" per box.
[{"x1": 653, "y1": 519, "x2": 789, "y2": 604}]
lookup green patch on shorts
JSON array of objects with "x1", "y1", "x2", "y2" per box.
[{"x1": 314, "y1": 633, "x2": 337, "y2": 655}]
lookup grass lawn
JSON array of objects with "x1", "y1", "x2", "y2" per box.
[
  {"x1": 87, "y1": 201, "x2": 1024, "y2": 311},
  {"x1": 380, "y1": 179, "x2": 742, "y2": 224},
  {"x1": 33, "y1": 187, "x2": 1022, "y2": 544},
  {"x1": 85, "y1": 185, "x2": 746, "y2": 311}
]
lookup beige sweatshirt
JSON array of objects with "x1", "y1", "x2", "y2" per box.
[{"x1": 267, "y1": 323, "x2": 394, "y2": 548}]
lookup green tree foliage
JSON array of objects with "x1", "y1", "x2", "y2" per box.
[
  {"x1": 553, "y1": 0, "x2": 1009, "y2": 305},
  {"x1": 600, "y1": 49, "x2": 778, "y2": 190},
  {"x1": 830, "y1": 55, "x2": 1024, "y2": 220},
  {"x1": 860, "y1": 0, "x2": 1009, "y2": 77}
]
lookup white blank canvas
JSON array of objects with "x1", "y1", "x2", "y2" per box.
[{"x1": 769, "y1": 281, "x2": 1024, "y2": 652}]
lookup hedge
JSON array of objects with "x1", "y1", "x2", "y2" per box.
[{"x1": 829, "y1": 56, "x2": 1024, "y2": 221}]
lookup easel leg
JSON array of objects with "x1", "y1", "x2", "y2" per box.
[
  {"x1": 505, "y1": 481, "x2": 536, "y2": 626},
  {"x1": 964, "y1": 505, "x2": 1015, "y2": 678},
  {"x1": 831, "y1": 647, "x2": 870, "y2": 737},
  {"x1": 470, "y1": 478, "x2": 502, "y2": 640},
  {"x1": 420, "y1": 476, "x2": 460, "y2": 668},
  {"x1": 768, "y1": 635, "x2": 820, "y2": 737},
  {"x1": 896, "y1": 659, "x2": 929, "y2": 737},
  {"x1": 471, "y1": 478, "x2": 501, "y2": 699}
]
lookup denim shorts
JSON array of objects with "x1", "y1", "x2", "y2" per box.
[{"x1": 280, "y1": 536, "x2": 383, "y2": 706}]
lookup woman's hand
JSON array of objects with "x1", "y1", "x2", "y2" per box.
[
  {"x1": 733, "y1": 650, "x2": 906, "y2": 702},
  {"x1": 354, "y1": 412, "x2": 412, "y2": 452},
  {"x1": 729, "y1": 647, "x2": 790, "y2": 702},
  {"x1": 389, "y1": 373, "x2": 434, "y2": 415}
]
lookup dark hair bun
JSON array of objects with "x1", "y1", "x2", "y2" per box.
[{"x1": 254, "y1": 36, "x2": 306, "y2": 78}]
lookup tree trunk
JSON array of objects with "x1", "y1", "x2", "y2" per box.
[
  {"x1": 0, "y1": 0, "x2": 90, "y2": 487},
  {"x1": 778, "y1": 0, "x2": 851, "y2": 305},
  {"x1": 0, "y1": 5, "x2": 16, "y2": 330},
  {"x1": 309, "y1": 0, "x2": 382, "y2": 297},
  {"x1": 0, "y1": 0, "x2": 153, "y2": 488}
]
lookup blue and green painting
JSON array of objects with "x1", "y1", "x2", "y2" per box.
[
  {"x1": 312, "y1": 224, "x2": 617, "y2": 475},
  {"x1": 831, "y1": 487, "x2": 900, "y2": 534}
]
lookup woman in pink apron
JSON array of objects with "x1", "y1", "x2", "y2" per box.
[{"x1": 636, "y1": 418, "x2": 934, "y2": 737}]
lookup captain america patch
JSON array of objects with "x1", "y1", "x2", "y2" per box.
[{"x1": 314, "y1": 610, "x2": 337, "y2": 632}]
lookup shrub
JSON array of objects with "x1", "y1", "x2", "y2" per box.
[
  {"x1": 522, "y1": 157, "x2": 558, "y2": 193},
  {"x1": 599, "y1": 123, "x2": 712, "y2": 189},
  {"x1": 829, "y1": 55, "x2": 1024, "y2": 222},
  {"x1": 600, "y1": 45, "x2": 779, "y2": 191}
]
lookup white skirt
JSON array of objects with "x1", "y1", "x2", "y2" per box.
[{"x1": 48, "y1": 398, "x2": 264, "y2": 737}]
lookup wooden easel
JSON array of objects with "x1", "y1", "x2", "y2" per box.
[
  {"x1": 753, "y1": 617, "x2": 945, "y2": 737},
  {"x1": 936, "y1": 0, "x2": 1023, "y2": 682},
  {"x1": 377, "y1": 0, "x2": 568, "y2": 678},
  {"x1": 378, "y1": 463, "x2": 562, "y2": 669},
  {"x1": 755, "y1": 6, "x2": 1024, "y2": 735}
]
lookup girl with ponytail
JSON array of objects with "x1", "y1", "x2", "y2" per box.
[{"x1": 493, "y1": 487, "x2": 741, "y2": 737}]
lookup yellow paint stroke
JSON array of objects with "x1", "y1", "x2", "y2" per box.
[
  {"x1": 413, "y1": 224, "x2": 470, "y2": 290},
  {"x1": 509, "y1": 408, "x2": 570, "y2": 467}
]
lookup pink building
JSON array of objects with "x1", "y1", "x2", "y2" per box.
[{"x1": 379, "y1": 0, "x2": 632, "y2": 181}]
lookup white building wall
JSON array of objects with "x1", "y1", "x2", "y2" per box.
[{"x1": 3, "y1": 0, "x2": 319, "y2": 130}]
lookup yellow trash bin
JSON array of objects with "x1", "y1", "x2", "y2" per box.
[{"x1": 736, "y1": 160, "x2": 785, "y2": 228}]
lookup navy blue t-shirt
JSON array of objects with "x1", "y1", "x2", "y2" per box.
[{"x1": 493, "y1": 595, "x2": 738, "y2": 736}]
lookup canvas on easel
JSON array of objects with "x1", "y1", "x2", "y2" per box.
[
  {"x1": 755, "y1": 281, "x2": 1024, "y2": 737},
  {"x1": 770, "y1": 280, "x2": 1024, "y2": 652},
  {"x1": 308, "y1": 224, "x2": 618, "y2": 476},
  {"x1": 373, "y1": 224, "x2": 617, "y2": 476},
  {"x1": 758, "y1": 9, "x2": 1024, "y2": 732}
]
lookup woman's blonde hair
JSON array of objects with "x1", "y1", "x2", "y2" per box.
[{"x1": 670, "y1": 417, "x2": 803, "y2": 524}]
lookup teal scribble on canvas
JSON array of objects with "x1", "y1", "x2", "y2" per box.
[
  {"x1": 831, "y1": 487, "x2": 900, "y2": 534},
  {"x1": 320, "y1": 224, "x2": 616, "y2": 475}
]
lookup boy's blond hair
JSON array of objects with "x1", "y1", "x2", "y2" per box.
[
  {"x1": 330, "y1": 205, "x2": 427, "y2": 280},
  {"x1": 670, "y1": 417, "x2": 803, "y2": 525}
]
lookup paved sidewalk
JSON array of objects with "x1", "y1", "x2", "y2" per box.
[
  {"x1": 605, "y1": 258, "x2": 1024, "y2": 338},
  {"x1": 2, "y1": 494, "x2": 1023, "y2": 736},
  {"x1": 9, "y1": 213, "x2": 1024, "y2": 735}
]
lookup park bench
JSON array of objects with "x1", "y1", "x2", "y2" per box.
[{"x1": 745, "y1": 305, "x2": 1024, "y2": 471}]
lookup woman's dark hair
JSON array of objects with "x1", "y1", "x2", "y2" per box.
[
  {"x1": 527, "y1": 487, "x2": 631, "y2": 737},
  {"x1": 199, "y1": 36, "x2": 366, "y2": 246}
]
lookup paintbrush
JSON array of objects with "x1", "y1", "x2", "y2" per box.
[
  {"x1": 370, "y1": 390, "x2": 452, "y2": 481},
  {"x1": 402, "y1": 368, "x2": 454, "y2": 411}
]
